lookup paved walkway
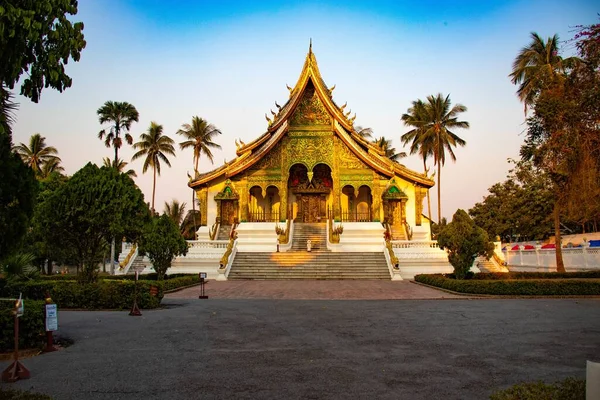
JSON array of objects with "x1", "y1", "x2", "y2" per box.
[
  {"x1": 166, "y1": 280, "x2": 468, "y2": 300},
  {"x1": 3, "y1": 299, "x2": 599, "y2": 399}
]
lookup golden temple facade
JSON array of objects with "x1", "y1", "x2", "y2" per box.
[{"x1": 189, "y1": 45, "x2": 434, "y2": 237}]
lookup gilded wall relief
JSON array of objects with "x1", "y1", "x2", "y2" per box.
[
  {"x1": 290, "y1": 82, "x2": 331, "y2": 126},
  {"x1": 337, "y1": 140, "x2": 368, "y2": 169},
  {"x1": 249, "y1": 142, "x2": 282, "y2": 171},
  {"x1": 285, "y1": 136, "x2": 334, "y2": 171}
]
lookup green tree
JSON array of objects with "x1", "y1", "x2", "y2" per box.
[
  {"x1": 401, "y1": 94, "x2": 468, "y2": 223},
  {"x1": 164, "y1": 200, "x2": 187, "y2": 227},
  {"x1": 13, "y1": 133, "x2": 61, "y2": 176},
  {"x1": 437, "y1": 209, "x2": 494, "y2": 280},
  {"x1": 132, "y1": 122, "x2": 176, "y2": 212},
  {"x1": 510, "y1": 32, "x2": 581, "y2": 272},
  {"x1": 39, "y1": 157, "x2": 65, "y2": 179},
  {"x1": 372, "y1": 136, "x2": 406, "y2": 162},
  {"x1": 180, "y1": 210, "x2": 201, "y2": 240},
  {"x1": 401, "y1": 99, "x2": 434, "y2": 226},
  {"x1": 139, "y1": 214, "x2": 188, "y2": 280},
  {"x1": 37, "y1": 163, "x2": 149, "y2": 282},
  {"x1": 102, "y1": 157, "x2": 137, "y2": 178},
  {"x1": 177, "y1": 116, "x2": 222, "y2": 174},
  {"x1": 353, "y1": 125, "x2": 373, "y2": 139},
  {"x1": 97, "y1": 101, "x2": 140, "y2": 164},
  {"x1": 0, "y1": 0, "x2": 86, "y2": 103},
  {"x1": 1, "y1": 253, "x2": 39, "y2": 281},
  {"x1": 0, "y1": 89, "x2": 37, "y2": 260}
]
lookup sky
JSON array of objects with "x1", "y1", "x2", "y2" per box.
[{"x1": 11, "y1": 0, "x2": 598, "y2": 221}]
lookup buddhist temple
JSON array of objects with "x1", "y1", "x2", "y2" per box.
[{"x1": 189, "y1": 44, "x2": 435, "y2": 240}]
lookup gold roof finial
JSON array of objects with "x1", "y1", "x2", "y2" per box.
[{"x1": 309, "y1": 38, "x2": 312, "y2": 54}]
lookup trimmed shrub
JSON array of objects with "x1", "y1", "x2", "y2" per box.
[
  {"x1": 415, "y1": 274, "x2": 600, "y2": 295},
  {"x1": 0, "y1": 299, "x2": 45, "y2": 352},
  {"x1": 472, "y1": 271, "x2": 600, "y2": 280},
  {"x1": 489, "y1": 377, "x2": 585, "y2": 399},
  {"x1": 0, "y1": 387, "x2": 52, "y2": 400},
  {"x1": 160, "y1": 275, "x2": 200, "y2": 292},
  {"x1": 3, "y1": 281, "x2": 164, "y2": 310}
]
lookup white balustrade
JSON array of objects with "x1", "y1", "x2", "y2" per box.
[
  {"x1": 392, "y1": 240, "x2": 440, "y2": 249},
  {"x1": 503, "y1": 244, "x2": 600, "y2": 271}
]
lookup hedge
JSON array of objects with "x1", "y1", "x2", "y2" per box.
[
  {"x1": 415, "y1": 274, "x2": 600, "y2": 295},
  {"x1": 472, "y1": 271, "x2": 600, "y2": 280},
  {"x1": 489, "y1": 377, "x2": 585, "y2": 400},
  {"x1": 39, "y1": 273, "x2": 196, "y2": 281},
  {"x1": 0, "y1": 299, "x2": 45, "y2": 352},
  {"x1": 3, "y1": 280, "x2": 164, "y2": 310},
  {"x1": 0, "y1": 388, "x2": 52, "y2": 400}
]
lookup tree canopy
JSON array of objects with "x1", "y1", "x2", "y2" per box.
[
  {"x1": 0, "y1": 0, "x2": 86, "y2": 102},
  {"x1": 139, "y1": 214, "x2": 188, "y2": 280},
  {"x1": 37, "y1": 163, "x2": 150, "y2": 282}
]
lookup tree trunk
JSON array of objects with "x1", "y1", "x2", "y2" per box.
[
  {"x1": 114, "y1": 125, "x2": 120, "y2": 165},
  {"x1": 195, "y1": 155, "x2": 199, "y2": 175},
  {"x1": 437, "y1": 162, "x2": 442, "y2": 224},
  {"x1": 554, "y1": 201, "x2": 566, "y2": 272},
  {"x1": 152, "y1": 166, "x2": 157, "y2": 213},
  {"x1": 110, "y1": 238, "x2": 116, "y2": 275},
  {"x1": 423, "y1": 158, "x2": 433, "y2": 239}
]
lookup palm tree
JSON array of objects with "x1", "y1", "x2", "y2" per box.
[
  {"x1": 164, "y1": 200, "x2": 187, "y2": 227},
  {"x1": 181, "y1": 209, "x2": 201, "y2": 240},
  {"x1": 39, "y1": 157, "x2": 65, "y2": 179},
  {"x1": 97, "y1": 101, "x2": 140, "y2": 164},
  {"x1": 102, "y1": 157, "x2": 137, "y2": 178},
  {"x1": 509, "y1": 33, "x2": 578, "y2": 113},
  {"x1": 510, "y1": 33, "x2": 578, "y2": 273},
  {"x1": 176, "y1": 116, "x2": 222, "y2": 174},
  {"x1": 132, "y1": 122, "x2": 176, "y2": 212},
  {"x1": 402, "y1": 94, "x2": 468, "y2": 224},
  {"x1": 401, "y1": 99, "x2": 434, "y2": 225},
  {"x1": 354, "y1": 125, "x2": 373, "y2": 139},
  {"x1": 372, "y1": 136, "x2": 407, "y2": 162},
  {"x1": 13, "y1": 133, "x2": 61, "y2": 175}
]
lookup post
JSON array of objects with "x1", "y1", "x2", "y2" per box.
[
  {"x1": 277, "y1": 238, "x2": 280, "y2": 253},
  {"x1": 198, "y1": 272, "x2": 208, "y2": 299},
  {"x1": 2, "y1": 296, "x2": 31, "y2": 383},
  {"x1": 43, "y1": 292, "x2": 58, "y2": 352},
  {"x1": 129, "y1": 271, "x2": 142, "y2": 316}
]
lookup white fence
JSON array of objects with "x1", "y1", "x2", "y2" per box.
[{"x1": 503, "y1": 245, "x2": 600, "y2": 272}]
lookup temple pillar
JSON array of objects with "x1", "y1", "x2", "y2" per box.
[
  {"x1": 196, "y1": 186, "x2": 208, "y2": 226},
  {"x1": 280, "y1": 185, "x2": 288, "y2": 222},
  {"x1": 372, "y1": 175, "x2": 381, "y2": 222},
  {"x1": 415, "y1": 185, "x2": 424, "y2": 226},
  {"x1": 239, "y1": 178, "x2": 249, "y2": 222}
]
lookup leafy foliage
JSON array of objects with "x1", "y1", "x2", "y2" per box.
[
  {"x1": 177, "y1": 116, "x2": 222, "y2": 173},
  {"x1": 36, "y1": 163, "x2": 150, "y2": 282},
  {"x1": 2, "y1": 253, "x2": 39, "y2": 281},
  {"x1": 489, "y1": 377, "x2": 585, "y2": 400},
  {"x1": 415, "y1": 274, "x2": 600, "y2": 295},
  {"x1": 102, "y1": 157, "x2": 137, "y2": 178},
  {"x1": 13, "y1": 133, "x2": 62, "y2": 176},
  {"x1": 139, "y1": 214, "x2": 188, "y2": 280},
  {"x1": 437, "y1": 209, "x2": 494, "y2": 279},
  {"x1": 164, "y1": 199, "x2": 187, "y2": 227},
  {"x1": 132, "y1": 122, "x2": 176, "y2": 211},
  {"x1": 371, "y1": 136, "x2": 406, "y2": 162},
  {"x1": 97, "y1": 101, "x2": 139, "y2": 163},
  {"x1": 0, "y1": 0, "x2": 86, "y2": 103},
  {"x1": 469, "y1": 160, "x2": 554, "y2": 241},
  {"x1": 0, "y1": 300, "x2": 45, "y2": 352}
]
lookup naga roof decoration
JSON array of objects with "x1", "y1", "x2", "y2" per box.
[{"x1": 189, "y1": 44, "x2": 434, "y2": 189}]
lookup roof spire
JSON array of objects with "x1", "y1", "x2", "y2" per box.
[{"x1": 309, "y1": 38, "x2": 312, "y2": 54}]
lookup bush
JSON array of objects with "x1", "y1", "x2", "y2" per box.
[
  {"x1": 3, "y1": 281, "x2": 164, "y2": 310},
  {"x1": 415, "y1": 274, "x2": 600, "y2": 295},
  {"x1": 472, "y1": 271, "x2": 600, "y2": 280},
  {"x1": 160, "y1": 275, "x2": 201, "y2": 292},
  {"x1": 0, "y1": 299, "x2": 45, "y2": 352},
  {"x1": 0, "y1": 387, "x2": 52, "y2": 400},
  {"x1": 489, "y1": 377, "x2": 585, "y2": 400},
  {"x1": 39, "y1": 273, "x2": 196, "y2": 281}
]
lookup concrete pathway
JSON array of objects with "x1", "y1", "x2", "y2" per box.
[
  {"x1": 166, "y1": 280, "x2": 468, "y2": 300},
  {"x1": 2, "y1": 299, "x2": 599, "y2": 399}
]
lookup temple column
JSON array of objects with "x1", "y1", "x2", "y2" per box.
[
  {"x1": 415, "y1": 185, "x2": 424, "y2": 226},
  {"x1": 280, "y1": 182, "x2": 288, "y2": 221},
  {"x1": 196, "y1": 186, "x2": 208, "y2": 226},
  {"x1": 372, "y1": 175, "x2": 382, "y2": 222},
  {"x1": 239, "y1": 178, "x2": 248, "y2": 222}
]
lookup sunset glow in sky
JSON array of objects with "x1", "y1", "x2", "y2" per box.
[{"x1": 11, "y1": 0, "x2": 597, "y2": 221}]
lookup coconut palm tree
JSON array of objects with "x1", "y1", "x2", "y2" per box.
[
  {"x1": 13, "y1": 133, "x2": 62, "y2": 175},
  {"x1": 401, "y1": 99, "x2": 434, "y2": 225},
  {"x1": 181, "y1": 209, "x2": 201, "y2": 240},
  {"x1": 164, "y1": 200, "x2": 187, "y2": 227},
  {"x1": 39, "y1": 157, "x2": 65, "y2": 179},
  {"x1": 176, "y1": 116, "x2": 222, "y2": 174},
  {"x1": 372, "y1": 136, "x2": 406, "y2": 162},
  {"x1": 402, "y1": 94, "x2": 468, "y2": 224},
  {"x1": 97, "y1": 101, "x2": 139, "y2": 164},
  {"x1": 354, "y1": 125, "x2": 373, "y2": 139},
  {"x1": 132, "y1": 122, "x2": 176, "y2": 212},
  {"x1": 509, "y1": 33, "x2": 578, "y2": 113},
  {"x1": 102, "y1": 157, "x2": 137, "y2": 178}
]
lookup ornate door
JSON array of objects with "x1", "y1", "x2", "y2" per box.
[
  {"x1": 300, "y1": 195, "x2": 323, "y2": 222},
  {"x1": 221, "y1": 200, "x2": 236, "y2": 225},
  {"x1": 385, "y1": 200, "x2": 403, "y2": 225}
]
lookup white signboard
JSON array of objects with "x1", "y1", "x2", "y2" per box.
[
  {"x1": 16, "y1": 293, "x2": 24, "y2": 317},
  {"x1": 45, "y1": 304, "x2": 58, "y2": 331}
]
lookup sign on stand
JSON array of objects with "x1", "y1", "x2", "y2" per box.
[
  {"x1": 45, "y1": 304, "x2": 58, "y2": 332},
  {"x1": 16, "y1": 294, "x2": 24, "y2": 318},
  {"x1": 198, "y1": 272, "x2": 208, "y2": 299}
]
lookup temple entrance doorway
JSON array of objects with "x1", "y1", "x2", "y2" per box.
[
  {"x1": 221, "y1": 200, "x2": 237, "y2": 225},
  {"x1": 298, "y1": 194, "x2": 326, "y2": 222},
  {"x1": 288, "y1": 163, "x2": 332, "y2": 223}
]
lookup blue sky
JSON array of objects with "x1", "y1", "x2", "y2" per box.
[{"x1": 11, "y1": 0, "x2": 598, "y2": 220}]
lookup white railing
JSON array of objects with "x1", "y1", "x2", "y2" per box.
[
  {"x1": 503, "y1": 245, "x2": 600, "y2": 271},
  {"x1": 187, "y1": 240, "x2": 229, "y2": 249},
  {"x1": 391, "y1": 240, "x2": 440, "y2": 249}
]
